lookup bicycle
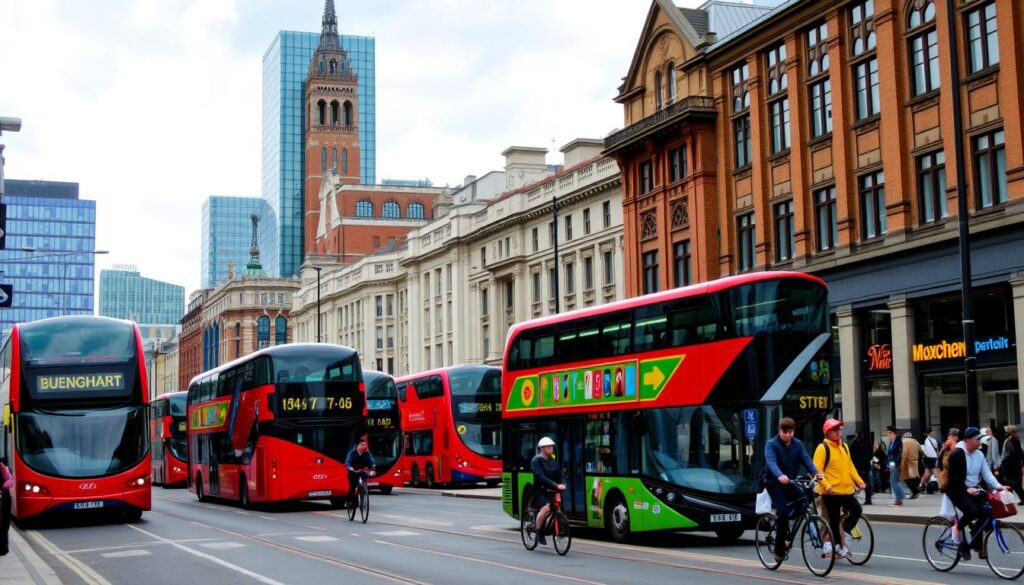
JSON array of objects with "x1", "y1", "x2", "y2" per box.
[
  {"x1": 754, "y1": 477, "x2": 836, "y2": 577},
  {"x1": 922, "y1": 491, "x2": 1024, "y2": 580},
  {"x1": 835, "y1": 491, "x2": 874, "y2": 566},
  {"x1": 346, "y1": 472, "x2": 370, "y2": 524},
  {"x1": 521, "y1": 488, "x2": 571, "y2": 556}
]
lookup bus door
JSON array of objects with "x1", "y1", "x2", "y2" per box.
[
  {"x1": 558, "y1": 419, "x2": 586, "y2": 518},
  {"x1": 209, "y1": 437, "x2": 221, "y2": 496}
]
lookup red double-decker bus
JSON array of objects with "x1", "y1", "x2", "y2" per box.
[
  {"x1": 150, "y1": 391, "x2": 188, "y2": 487},
  {"x1": 362, "y1": 371, "x2": 405, "y2": 494},
  {"x1": 0, "y1": 316, "x2": 151, "y2": 522},
  {"x1": 186, "y1": 344, "x2": 366, "y2": 507},
  {"x1": 395, "y1": 365, "x2": 501, "y2": 487}
]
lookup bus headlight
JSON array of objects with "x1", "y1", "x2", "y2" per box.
[
  {"x1": 22, "y1": 482, "x2": 49, "y2": 495},
  {"x1": 666, "y1": 491, "x2": 677, "y2": 503},
  {"x1": 126, "y1": 475, "x2": 148, "y2": 488}
]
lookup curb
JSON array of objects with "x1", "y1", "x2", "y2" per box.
[
  {"x1": 440, "y1": 492, "x2": 503, "y2": 501},
  {"x1": 11, "y1": 529, "x2": 61, "y2": 585}
]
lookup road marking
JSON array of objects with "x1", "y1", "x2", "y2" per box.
[
  {"x1": 374, "y1": 530, "x2": 420, "y2": 537},
  {"x1": 235, "y1": 510, "x2": 251, "y2": 515},
  {"x1": 100, "y1": 550, "x2": 151, "y2": 559},
  {"x1": 24, "y1": 531, "x2": 113, "y2": 585},
  {"x1": 260, "y1": 515, "x2": 275, "y2": 520},
  {"x1": 366, "y1": 513, "x2": 453, "y2": 527},
  {"x1": 294, "y1": 535, "x2": 339, "y2": 542},
  {"x1": 65, "y1": 538, "x2": 222, "y2": 554},
  {"x1": 199, "y1": 541, "x2": 247, "y2": 550},
  {"x1": 127, "y1": 525, "x2": 286, "y2": 585}
]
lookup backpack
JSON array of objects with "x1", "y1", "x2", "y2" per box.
[
  {"x1": 821, "y1": 441, "x2": 849, "y2": 473},
  {"x1": 937, "y1": 446, "x2": 953, "y2": 491}
]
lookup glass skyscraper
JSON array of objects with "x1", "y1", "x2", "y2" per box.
[
  {"x1": 201, "y1": 196, "x2": 270, "y2": 289},
  {"x1": 99, "y1": 268, "x2": 185, "y2": 327},
  {"x1": 0, "y1": 179, "x2": 97, "y2": 343},
  {"x1": 261, "y1": 30, "x2": 376, "y2": 277}
]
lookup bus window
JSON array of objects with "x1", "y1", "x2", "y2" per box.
[
  {"x1": 396, "y1": 382, "x2": 407, "y2": 402},
  {"x1": 668, "y1": 298, "x2": 721, "y2": 345},
  {"x1": 599, "y1": 312, "x2": 632, "y2": 358},
  {"x1": 633, "y1": 304, "x2": 668, "y2": 353},
  {"x1": 407, "y1": 430, "x2": 433, "y2": 455}
]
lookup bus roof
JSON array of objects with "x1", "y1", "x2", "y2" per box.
[
  {"x1": 15, "y1": 315, "x2": 141, "y2": 364},
  {"x1": 151, "y1": 390, "x2": 187, "y2": 402},
  {"x1": 188, "y1": 343, "x2": 358, "y2": 387},
  {"x1": 394, "y1": 363, "x2": 500, "y2": 384},
  {"x1": 504, "y1": 271, "x2": 825, "y2": 341}
]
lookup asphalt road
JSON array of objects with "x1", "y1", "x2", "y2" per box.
[{"x1": 12, "y1": 487, "x2": 1023, "y2": 585}]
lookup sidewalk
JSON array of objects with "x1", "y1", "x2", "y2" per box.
[{"x1": 0, "y1": 528, "x2": 61, "y2": 585}]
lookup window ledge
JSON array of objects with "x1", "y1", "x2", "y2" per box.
[
  {"x1": 733, "y1": 165, "x2": 753, "y2": 178},
  {"x1": 907, "y1": 91, "x2": 941, "y2": 111},
  {"x1": 852, "y1": 115, "x2": 881, "y2": 133},
  {"x1": 768, "y1": 150, "x2": 791, "y2": 164},
  {"x1": 807, "y1": 134, "x2": 833, "y2": 150},
  {"x1": 964, "y1": 65, "x2": 999, "y2": 88}
]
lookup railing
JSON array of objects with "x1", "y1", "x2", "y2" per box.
[{"x1": 603, "y1": 95, "x2": 717, "y2": 150}]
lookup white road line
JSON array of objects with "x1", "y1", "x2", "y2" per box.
[
  {"x1": 65, "y1": 538, "x2": 222, "y2": 554},
  {"x1": 24, "y1": 531, "x2": 113, "y2": 585},
  {"x1": 100, "y1": 550, "x2": 151, "y2": 559},
  {"x1": 199, "y1": 542, "x2": 247, "y2": 550},
  {"x1": 127, "y1": 525, "x2": 287, "y2": 585},
  {"x1": 294, "y1": 535, "x2": 339, "y2": 543},
  {"x1": 374, "y1": 531, "x2": 420, "y2": 537}
]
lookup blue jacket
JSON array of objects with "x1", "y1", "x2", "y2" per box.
[
  {"x1": 887, "y1": 436, "x2": 903, "y2": 466},
  {"x1": 765, "y1": 435, "x2": 818, "y2": 485}
]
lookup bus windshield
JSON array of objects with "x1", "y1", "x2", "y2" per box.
[
  {"x1": 449, "y1": 367, "x2": 502, "y2": 458},
  {"x1": 20, "y1": 318, "x2": 137, "y2": 365},
  {"x1": 727, "y1": 279, "x2": 828, "y2": 337},
  {"x1": 17, "y1": 406, "x2": 148, "y2": 478},
  {"x1": 271, "y1": 347, "x2": 364, "y2": 418},
  {"x1": 168, "y1": 393, "x2": 187, "y2": 417},
  {"x1": 271, "y1": 347, "x2": 360, "y2": 383}
]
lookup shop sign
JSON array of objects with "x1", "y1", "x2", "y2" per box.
[
  {"x1": 912, "y1": 336, "x2": 1012, "y2": 363},
  {"x1": 866, "y1": 344, "x2": 892, "y2": 371}
]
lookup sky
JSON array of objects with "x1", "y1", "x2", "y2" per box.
[{"x1": 0, "y1": 0, "x2": 701, "y2": 297}]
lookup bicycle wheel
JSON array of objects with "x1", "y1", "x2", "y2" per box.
[
  {"x1": 985, "y1": 522, "x2": 1024, "y2": 580},
  {"x1": 347, "y1": 493, "x2": 356, "y2": 521},
  {"x1": 844, "y1": 515, "x2": 874, "y2": 565},
  {"x1": 359, "y1": 484, "x2": 370, "y2": 524},
  {"x1": 921, "y1": 516, "x2": 960, "y2": 572},
  {"x1": 801, "y1": 514, "x2": 836, "y2": 577},
  {"x1": 521, "y1": 508, "x2": 538, "y2": 551},
  {"x1": 553, "y1": 511, "x2": 571, "y2": 556},
  {"x1": 755, "y1": 513, "x2": 782, "y2": 570}
]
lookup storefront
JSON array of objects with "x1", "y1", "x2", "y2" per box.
[{"x1": 861, "y1": 307, "x2": 894, "y2": 446}]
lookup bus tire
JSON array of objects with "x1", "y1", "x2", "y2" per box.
[
  {"x1": 425, "y1": 465, "x2": 435, "y2": 488},
  {"x1": 487, "y1": 480, "x2": 500, "y2": 488},
  {"x1": 411, "y1": 464, "x2": 421, "y2": 487},
  {"x1": 606, "y1": 494, "x2": 630, "y2": 543},
  {"x1": 379, "y1": 485, "x2": 393, "y2": 495},
  {"x1": 123, "y1": 509, "x2": 143, "y2": 523},
  {"x1": 195, "y1": 474, "x2": 207, "y2": 502},
  {"x1": 714, "y1": 525, "x2": 745, "y2": 542},
  {"x1": 239, "y1": 476, "x2": 250, "y2": 509}
]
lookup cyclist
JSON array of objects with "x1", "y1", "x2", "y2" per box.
[
  {"x1": 813, "y1": 419, "x2": 866, "y2": 559},
  {"x1": 344, "y1": 437, "x2": 376, "y2": 508},
  {"x1": 528, "y1": 437, "x2": 566, "y2": 546},
  {"x1": 765, "y1": 417, "x2": 822, "y2": 563},
  {"x1": 945, "y1": 426, "x2": 1008, "y2": 560}
]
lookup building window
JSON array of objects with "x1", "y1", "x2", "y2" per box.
[
  {"x1": 480, "y1": 246, "x2": 486, "y2": 268},
  {"x1": 966, "y1": 2, "x2": 999, "y2": 73},
  {"x1": 807, "y1": 21, "x2": 831, "y2": 138},
  {"x1": 737, "y1": 213, "x2": 755, "y2": 272},
  {"x1": 342, "y1": 149, "x2": 348, "y2": 174},
  {"x1": 769, "y1": 98, "x2": 791, "y2": 154},
  {"x1": 387, "y1": 325, "x2": 394, "y2": 348},
  {"x1": 666, "y1": 62, "x2": 677, "y2": 104},
  {"x1": 765, "y1": 44, "x2": 789, "y2": 154},
  {"x1": 974, "y1": 129, "x2": 1007, "y2": 208},
  {"x1": 234, "y1": 322, "x2": 241, "y2": 356},
  {"x1": 673, "y1": 241, "x2": 691, "y2": 288},
  {"x1": 355, "y1": 200, "x2": 373, "y2": 217},
  {"x1": 482, "y1": 325, "x2": 489, "y2": 358},
  {"x1": 814, "y1": 187, "x2": 839, "y2": 251},
  {"x1": 320, "y1": 148, "x2": 328, "y2": 172},
  {"x1": 809, "y1": 79, "x2": 832, "y2": 138},
  {"x1": 917, "y1": 150, "x2": 947, "y2": 224},
  {"x1": 669, "y1": 145, "x2": 687, "y2": 182},
  {"x1": 532, "y1": 271, "x2": 541, "y2": 302},
  {"x1": 481, "y1": 288, "x2": 488, "y2": 316},
  {"x1": 584, "y1": 256, "x2": 594, "y2": 290},
  {"x1": 639, "y1": 161, "x2": 654, "y2": 194},
  {"x1": 317, "y1": 99, "x2": 326, "y2": 125},
  {"x1": 549, "y1": 221, "x2": 556, "y2": 247},
  {"x1": 640, "y1": 210, "x2": 658, "y2": 240},
  {"x1": 332, "y1": 148, "x2": 337, "y2": 171},
  {"x1": 376, "y1": 326, "x2": 384, "y2": 349},
  {"x1": 603, "y1": 250, "x2": 613, "y2": 286},
  {"x1": 655, "y1": 70, "x2": 664, "y2": 110},
  {"x1": 603, "y1": 201, "x2": 611, "y2": 227},
  {"x1": 642, "y1": 250, "x2": 658, "y2": 295},
  {"x1": 382, "y1": 201, "x2": 400, "y2": 219},
  {"x1": 375, "y1": 295, "x2": 383, "y2": 317},
  {"x1": 386, "y1": 294, "x2": 394, "y2": 316},
  {"x1": 565, "y1": 262, "x2": 574, "y2": 295},
  {"x1": 850, "y1": 1, "x2": 879, "y2": 120},
  {"x1": 860, "y1": 171, "x2": 887, "y2": 240},
  {"x1": 907, "y1": 1, "x2": 939, "y2": 96},
  {"x1": 734, "y1": 115, "x2": 752, "y2": 168},
  {"x1": 505, "y1": 280, "x2": 514, "y2": 310},
  {"x1": 583, "y1": 209, "x2": 591, "y2": 235},
  {"x1": 274, "y1": 316, "x2": 286, "y2": 345},
  {"x1": 670, "y1": 198, "x2": 689, "y2": 229},
  {"x1": 774, "y1": 199, "x2": 795, "y2": 262},
  {"x1": 549, "y1": 267, "x2": 557, "y2": 299},
  {"x1": 343, "y1": 101, "x2": 353, "y2": 127},
  {"x1": 731, "y1": 62, "x2": 750, "y2": 113},
  {"x1": 257, "y1": 316, "x2": 270, "y2": 350},
  {"x1": 565, "y1": 215, "x2": 573, "y2": 241},
  {"x1": 407, "y1": 202, "x2": 425, "y2": 219}
]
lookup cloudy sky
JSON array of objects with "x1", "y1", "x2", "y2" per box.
[{"x1": 1, "y1": 0, "x2": 699, "y2": 296}]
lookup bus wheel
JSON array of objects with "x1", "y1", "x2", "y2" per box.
[
  {"x1": 714, "y1": 525, "x2": 745, "y2": 542},
  {"x1": 195, "y1": 474, "x2": 207, "y2": 502},
  {"x1": 123, "y1": 509, "x2": 143, "y2": 523},
  {"x1": 411, "y1": 465, "x2": 420, "y2": 487},
  {"x1": 606, "y1": 495, "x2": 630, "y2": 543},
  {"x1": 487, "y1": 480, "x2": 500, "y2": 488},
  {"x1": 425, "y1": 465, "x2": 435, "y2": 488},
  {"x1": 379, "y1": 485, "x2": 393, "y2": 495},
  {"x1": 239, "y1": 476, "x2": 250, "y2": 509}
]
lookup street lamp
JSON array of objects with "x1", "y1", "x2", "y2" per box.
[
  {"x1": 312, "y1": 265, "x2": 322, "y2": 343},
  {"x1": 551, "y1": 195, "x2": 560, "y2": 314}
]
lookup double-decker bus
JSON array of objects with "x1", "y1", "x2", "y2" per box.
[
  {"x1": 150, "y1": 391, "x2": 188, "y2": 487},
  {"x1": 186, "y1": 344, "x2": 366, "y2": 507},
  {"x1": 362, "y1": 370, "x2": 404, "y2": 494},
  {"x1": 395, "y1": 365, "x2": 502, "y2": 487},
  {"x1": 0, "y1": 316, "x2": 151, "y2": 522},
  {"x1": 501, "y1": 272, "x2": 833, "y2": 542}
]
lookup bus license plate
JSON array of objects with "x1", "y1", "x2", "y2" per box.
[
  {"x1": 710, "y1": 513, "x2": 740, "y2": 523},
  {"x1": 73, "y1": 501, "x2": 104, "y2": 510},
  {"x1": 308, "y1": 490, "x2": 331, "y2": 497}
]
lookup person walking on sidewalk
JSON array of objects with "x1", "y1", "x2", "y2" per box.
[
  {"x1": 998, "y1": 425, "x2": 1024, "y2": 501},
  {"x1": 886, "y1": 426, "x2": 907, "y2": 505},
  {"x1": 0, "y1": 459, "x2": 13, "y2": 556},
  {"x1": 920, "y1": 429, "x2": 940, "y2": 492},
  {"x1": 850, "y1": 430, "x2": 873, "y2": 505},
  {"x1": 813, "y1": 419, "x2": 866, "y2": 559},
  {"x1": 981, "y1": 427, "x2": 1000, "y2": 471},
  {"x1": 901, "y1": 432, "x2": 922, "y2": 498}
]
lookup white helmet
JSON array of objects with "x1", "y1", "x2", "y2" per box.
[{"x1": 538, "y1": 437, "x2": 555, "y2": 448}]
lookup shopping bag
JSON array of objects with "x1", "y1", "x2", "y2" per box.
[
  {"x1": 998, "y1": 490, "x2": 1020, "y2": 505},
  {"x1": 939, "y1": 494, "x2": 956, "y2": 518},
  {"x1": 988, "y1": 491, "x2": 1017, "y2": 519},
  {"x1": 756, "y1": 489, "x2": 772, "y2": 515}
]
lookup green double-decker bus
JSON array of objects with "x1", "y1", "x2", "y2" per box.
[{"x1": 500, "y1": 272, "x2": 834, "y2": 542}]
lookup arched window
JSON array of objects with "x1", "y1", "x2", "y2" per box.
[
  {"x1": 907, "y1": 1, "x2": 938, "y2": 96},
  {"x1": 234, "y1": 322, "x2": 241, "y2": 358},
  {"x1": 332, "y1": 148, "x2": 338, "y2": 171},
  {"x1": 321, "y1": 147, "x2": 327, "y2": 172},
  {"x1": 407, "y1": 202, "x2": 425, "y2": 219},
  {"x1": 318, "y1": 57, "x2": 325, "y2": 74},
  {"x1": 317, "y1": 99, "x2": 326, "y2": 125},
  {"x1": 329, "y1": 59, "x2": 337, "y2": 74},
  {"x1": 343, "y1": 101, "x2": 353, "y2": 127},
  {"x1": 214, "y1": 325, "x2": 220, "y2": 366},
  {"x1": 382, "y1": 201, "x2": 400, "y2": 219},
  {"x1": 330, "y1": 100, "x2": 339, "y2": 125},
  {"x1": 257, "y1": 316, "x2": 270, "y2": 350},
  {"x1": 666, "y1": 63, "x2": 677, "y2": 103},
  {"x1": 275, "y1": 316, "x2": 287, "y2": 345},
  {"x1": 355, "y1": 200, "x2": 373, "y2": 217},
  {"x1": 655, "y1": 70, "x2": 664, "y2": 109},
  {"x1": 342, "y1": 149, "x2": 348, "y2": 173}
]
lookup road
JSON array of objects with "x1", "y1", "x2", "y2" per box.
[{"x1": 13, "y1": 487, "x2": 1019, "y2": 584}]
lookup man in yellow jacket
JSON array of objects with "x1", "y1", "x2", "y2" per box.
[{"x1": 813, "y1": 419, "x2": 867, "y2": 559}]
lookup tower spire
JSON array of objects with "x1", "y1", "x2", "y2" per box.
[
  {"x1": 319, "y1": 0, "x2": 340, "y2": 50},
  {"x1": 244, "y1": 212, "x2": 266, "y2": 278}
]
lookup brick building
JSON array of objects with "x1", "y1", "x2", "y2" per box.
[{"x1": 607, "y1": 0, "x2": 1024, "y2": 440}]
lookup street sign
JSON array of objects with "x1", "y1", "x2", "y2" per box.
[
  {"x1": 0, "y1": 202, "x2": 6, "y2": 250},
  {"x1": 743, "y1": 408, "x2": 758, "y2": 438},
  {"x1": 0, "y1": 284, "x2": 12, "y2": 308}
]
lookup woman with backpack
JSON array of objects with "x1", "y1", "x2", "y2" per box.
[{"x1": 998, "y1": 425, "x2": 1024, "y2": 501}]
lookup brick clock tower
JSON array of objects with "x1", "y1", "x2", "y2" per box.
[{"x1": 305, "y1": 0, "x2": 361, "y2": 255}]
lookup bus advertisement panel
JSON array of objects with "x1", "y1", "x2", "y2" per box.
[
  {"x1": 501, "y1": 272, "x2": 833, "y2": 542},
  {"x1": 396, "y1": 365, "x2": 501, "y2": 487},
  {"x1": 151, "y1": 391, "x2": 188, "y2": 487},
  {"x1": 187, "y1": 344, "x2": 366, "y2": 507},
  {"x1": 0, "y1": 316, "x2": 151, "y2": 521},
  {"x1": 362, "y1": 371, "x2": 404, "y2": 494}
]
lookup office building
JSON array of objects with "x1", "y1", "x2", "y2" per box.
[
  {"x1": 99, "y1": 267, "x2": 185, "y2": 342},
  {"x1": 201, "y1": 196, "x2": 270, "y2": 289}
]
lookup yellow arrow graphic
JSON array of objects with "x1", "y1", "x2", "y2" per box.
[{"x1": 643, "y1": 366, "x2": 665, "y2": 389}]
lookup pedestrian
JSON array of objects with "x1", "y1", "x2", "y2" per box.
[
  {"x1": 886, "y1": 426, "x2": 906, "y2": 505},
  {"x1": 1, "y1": 459, "x2": 13, "y2": 556},
  {"x1": 901, "y1": 431, "x2": 922, "y2": 498},
  {"x1": 813, "y1": 419, "x2": 866, "y2": 559},
  {"x1": 920, "y1": 429, "x2": 940, "y2": 491},
  {"x1": 980, "y1": 427, "x2": 1000, "y2": 471},
  {"x1": 998, "y1": 425, "x2": 1024, "y2": 501},
  {"x1": 871, "y1": 441, "x2": 888, "y2": 493},
  {"x1": 850, "y1": 430, "x2": 873, "y2": 504}
]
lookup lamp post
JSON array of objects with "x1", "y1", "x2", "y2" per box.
[
  {"x1": 312, "y1": 266, "x2": 322, "y2": 343},
  {"x1": 552, "y1": 195, "x2": 560, "y2": 314}
]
